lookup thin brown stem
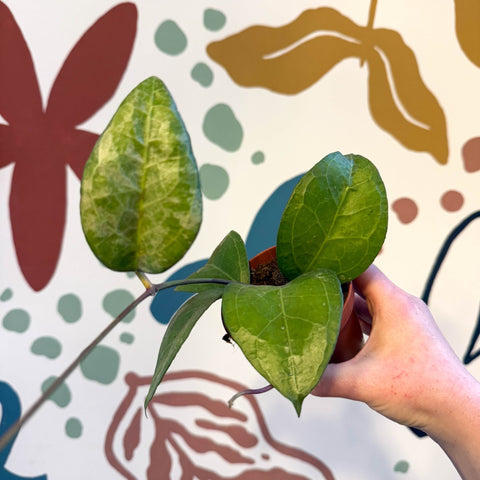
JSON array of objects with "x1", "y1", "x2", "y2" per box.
[
  {"x1": 0, "y1": 287, "x2": 153, "y2": 452},
  {"x1": 0, "y1": 277, "x2": 233, "y2": 452}
]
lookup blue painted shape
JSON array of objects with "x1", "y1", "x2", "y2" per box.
[
  {"x1": 245, "y1": 174, "x2": 302, "y2": 258},
  {"x1": 150, "y1": 259, "x2": 207, "y2": 324},
  {"x1": 0, "y1": 381, "x2": 47, "y2": 480}
]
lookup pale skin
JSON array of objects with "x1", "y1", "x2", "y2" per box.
[{"x1": 312, "y1": 265, "x2": 480, "y2": 480}]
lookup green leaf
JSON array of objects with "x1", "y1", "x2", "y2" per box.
[
  {"x1": 80, "y1": 76, "x2": 202, "y2": 273},
  {"x1": 276, "y1": 151, "x2": 388, "y2": 283},
  {"x1": 222, "y1": 269, "x2": 343, "y2": 415},
  {"x1": 176, "y1": 230, "x2": 250, "y2": 293},
  {"x1": 145, "y1": 288, "x2": 223, "y2": 409}
]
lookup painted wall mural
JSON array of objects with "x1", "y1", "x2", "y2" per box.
[
  {"x1": 0, "y1": 2, "x2": 137, "y2": 291},
  {"x1": 105, "y1": 371, "x2": 336, "y2": 479},
  {"x1": 1, "y1": 0, "x2": 479, "y2": 479}
]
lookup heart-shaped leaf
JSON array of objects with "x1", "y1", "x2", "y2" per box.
[
  {"x1": 80, "y1": 76, "x2": 202, "y2": 273},
  {"x1": 222, "y1": 269, "x2": 343, "y2": 415},
  {"x1": 145, "y1": 288, "x2": 224, "y2": 409},
  {"x1": 176, "y1": 230, "x2": 249, "y2": 293},
  {"x1": 276, "y1": 151, "x2": 388, "y2": 283}
]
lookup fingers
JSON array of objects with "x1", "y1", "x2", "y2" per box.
[{"x1": 353, "y1": 265, "x2": 398, "y2": 319}]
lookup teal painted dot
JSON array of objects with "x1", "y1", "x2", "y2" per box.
[
  {"x1": 120, "y1": 332, "x2": 135, "y2": 345},
  {"x1": 80, "y1": 345, "x2": 120, "y2": 385},
  {"x1": 394, "y1": 460, "x2": 409, "y2": 473},
  {"x1": 65, "y1": 418, "x2": 83, "y2": 438},
  {"x1": 203, "y1": 104, "x2": 243, "y2": 152},
  {"x1": 103, "y1": 289, "x2": 136, "y2": 323},
  {"x1": 0, "y1": 288, "x2": 13, "y2": 301},
  {"x1": 126, "y1": 272, "x2": 135, "y2": 278},
  {"x1": 204, "y1": 9, "x2": 226, "y2": 31},
  {"x1": 251, "y1": 151, "x2": 265, "y2": 165},
  {"x1": 199, "y1": 164, "x2": 229, "y2": 200},
  {"x1": 31, "y1": 336, "x2": 62, "y2": 359},
  {"x1": 2, "y1": 309, "x2": 30, "y2": 333},
  {"x1": 154, "y1": 20, "x2": 187, "y2": 55},
  {"x1": 41, "y1": 376, "x2": 71, "y2": 408},
  {"x1": 58, "y1": 294, "x2": 82, "y2": 323},
  {"x1": 191, "y1": 62, "x2": 213, "y2": 87}
]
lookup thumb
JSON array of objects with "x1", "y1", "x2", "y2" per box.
[
  {"x1": 311, "y1": 361, "x2": 363, "y2": 401},
  {"x1": 353, "y1": 264, "x2": 398, "y2": 321}
]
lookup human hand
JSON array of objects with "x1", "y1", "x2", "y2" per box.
[
  {"x1": 312, "y1": 265, "x2": 480, "y2": 479},
  {"x1": 313, "y1": 264, "x2": 478, "y2": 435}
]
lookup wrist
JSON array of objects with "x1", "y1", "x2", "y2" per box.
[{"x1": 422, "y1": 371, "x2": 480, "y2": 479}]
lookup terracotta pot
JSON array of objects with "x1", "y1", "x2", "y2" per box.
[{"x1": 249, "y1": 246, "x2": 363, "y2": 363}]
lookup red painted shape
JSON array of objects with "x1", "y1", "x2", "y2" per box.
[
  {"x1": 0, "y1": 2, "x2": 137, "y2": 290},
  {"x1": 0, "y1": 2, "x2": 42, "y2": 123},
  {"x1": 105, "y1": 371, "x2": 336, "y2": 480},
  {"x1": 462, "y1": 137, "x2": 480, "y2": 173}
]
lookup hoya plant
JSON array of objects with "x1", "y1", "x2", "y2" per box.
[
  {"x1": 0, "y1": 76, "x2": 387, "y2": 451},
  {"x1": 80, "y1": 76, "x2": 388, "y2": 415}
]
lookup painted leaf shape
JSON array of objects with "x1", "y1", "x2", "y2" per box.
[
  {"x1": 367, "y1": 29, "x2": 448, "y2": 164},
  {"x1": 207, "y1": 7, "x2": 447, "y2": 163},
  {"x1": 9, "y1": 148, "x2": 66, "y2": 291},
  {"x1": 106, "y1": 372, "x2": 336, "y2": 479},
  {"x1": 46, "y1": 2, "x2": 137, "y2": 126},
  {"x1": 177, "y1": 230, "x2": 250, "y2": 293},
  {"x1": 0, "y1": 1, "x2": 42, "y2": 123},
  {"x1": 207, "y1": 7, "x2": 362, "y2": 94},
  {"x1": 0, "y1": 125, "x2": 11, "y2": 168},
  {"x1": 80, "y1": 76, "x2": 202, "y2": 273},
  {"x1": 145, "y1": 288, "x2": 224, "y2": 409},
  {"x1": 454, "y1": 0, "x2": 480, "y2": 67},
  {"x1": 276, "y1": 152, "x2": 388, "y2": 283},
  {"x1": 222, "y1": 269, "x2": 343, "y2": 415}
]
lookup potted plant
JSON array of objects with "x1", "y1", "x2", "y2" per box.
[
  {"x1": 0, "y1": 75, "x2": 388, "y2": 448},
  {"x1": 79, "y1": 76, "x2": 387, "y2": 416}
]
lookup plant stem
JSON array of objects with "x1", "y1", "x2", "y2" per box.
[
  {"x1": 0, "y1": 277, "x2": 233, "y2": 452},
  {"x1": 360, "y1": 0, "x2": 378, "y2": 66},
  {"x1": 136, "y1": 270, "x2": 153, "y2": 289},
  {"x1": 228, "y1": 384, "x2": 274, "y2": 408}
]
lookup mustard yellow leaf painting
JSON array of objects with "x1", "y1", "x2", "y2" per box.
[
  {"x1": 454, "y1": 0, "x2": 480, "y2": 67},
  {"x1": 366, "y1": 29, "x2": 448, "y2": 164},
  {"x1": 207, "y1": 7, "x2": 448, "y2": 165},
  {"x1": 207, "y1": 8, "x2": 362, "y2": 94}
]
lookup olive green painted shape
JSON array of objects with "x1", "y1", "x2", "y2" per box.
[
  {"x1": 222, "y1": 269, "x2": 343, "y2": 415},
  {"x1": 80, "y1": 76, "x2": 202, "y2": 273},
  {"x1": 145, "y1": 288, "x2": 224, "y2": 409},
  {"x1": 177, "y1": 230, "x2": 249, "y2": 293},
  {"x1": 277, "y1": 152, "x2": 388, "y2": 283}
]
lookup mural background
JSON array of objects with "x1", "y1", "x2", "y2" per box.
[{"x1": 1, "y1": 0, "x2": 479, "y2": 478}]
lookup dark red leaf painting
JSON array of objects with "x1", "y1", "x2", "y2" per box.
[
  {"x1": 106, "y1": 371, "x2": 336, "y2": 480},
  {"x1": 0, "y1": 1, "x2": 137, "y2": 291}
]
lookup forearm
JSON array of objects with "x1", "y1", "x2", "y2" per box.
[{"x1": 423, "y1": 372, "x2": 480, "y2": 480}]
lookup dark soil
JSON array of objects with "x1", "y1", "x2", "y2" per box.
[
  {"x1": 250, "y1": 257, "x2": 288, "y2": 286},
  {"x1": 250, "y1": 255, "x2": 349, "y2": 296}
]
